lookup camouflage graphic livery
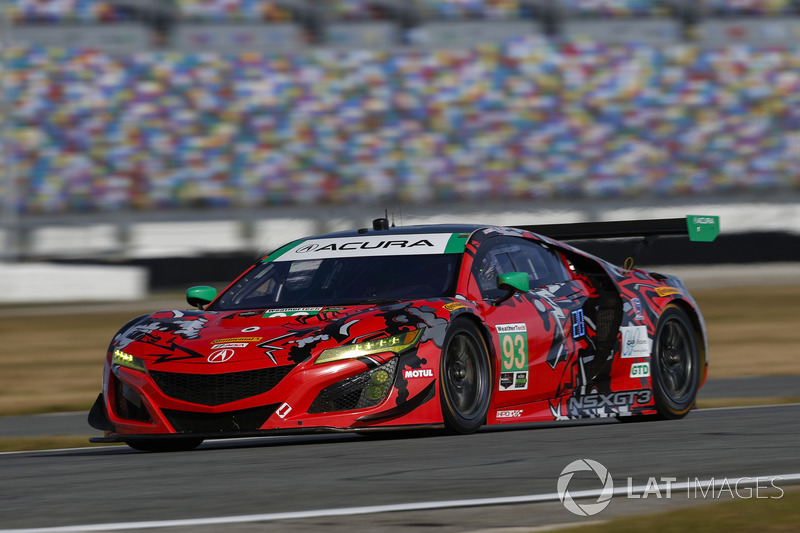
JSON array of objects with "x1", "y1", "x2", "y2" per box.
[{"x1": 89, "y1": 216, "x2": 718, "y2": 451}]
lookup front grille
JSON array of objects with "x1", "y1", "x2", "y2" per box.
[
  {"x1": 162, "y1": 404, "x2": 280, "y2": 434},
  {"x1": 308, "y1": 358, "x2": 398, "y2": 414},
  {"x1": 149, "y1": 366, "x2": 294, "y2": 406}
]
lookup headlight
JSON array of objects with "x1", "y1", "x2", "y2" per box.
[
  {"x1": 315, "y1": 329, "x2": 422, "y2": 365},
  {"x1": 112, "y1": 349, "x2": 147, "y2": 372}
]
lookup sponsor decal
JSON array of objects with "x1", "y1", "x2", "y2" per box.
[
  {"x1": 211, "y1": 343, "x2": 249, "y2": 349},
  {"x1": 655, "y1": 287, "x2": 682, "y2": 297},
  {"x1": 688, "y1": 215, "x2": 720, "y2": 242},
  {"x1": 496, "y1": 323, "x2": 527, "y2": 334},
  {"x1": 497, "y1": 323, "x2": 529, "y2": 375},
  {"x1": 272, "y1": 233, "x2": 455, "y2": 261},
  {"x1": 499, "y1": 371, "x2": 528, "y2": 391},
  {"x1": 568, "y1": 390, "x2": 652, "y2": 412},
  {"x1": 276, "y1": 403, "x2": 292, "y2": 419},
  {"x1": 404, "y1": 368, "x2": 433, "y2": 379},
  {"x1": 632, "y1": 298, "x2": 644, "y2": 320},
  {"x1": 630, "y1": 362, "x2": 651, "y2": 378},
  {"x1": 207, "y1": 348, "x2": 235, "y2": 363},
  {"x1": 263, "y1": 307, "x2": 323, "y2": 318},
  {"x1": 242, "y1": 326, "x2": 261, "y2": 333},
  {"x1": 497, "y1": 409, "x2": 523, "y2": 418},
  {"x1": 620, "y1": 326, "x2": 651, "y2": 358},
  {"x1": 572, "y1": 309, "x2": 586, "y2": 338},
  {"x1": 443, "y1": 302, "x2": 468, "y2": 311},
  {"x1": 213, "y1": 337, "x2": 262, "y2": 344}
]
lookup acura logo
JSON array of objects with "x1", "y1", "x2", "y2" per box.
[
  {"x1": 295, "y1": 243, "x2": 319, "y2": 253},
  {"x1": 208, "y1": 349, "x2": 235, "y2": 363}
]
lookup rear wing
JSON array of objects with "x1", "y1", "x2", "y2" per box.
[{"x1": 518, "y1": 215, "x2": 720, "y2": 242}]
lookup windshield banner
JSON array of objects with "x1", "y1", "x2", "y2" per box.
[{"x1": 271, "y1": 233, "x2": 461, "y2": 261}]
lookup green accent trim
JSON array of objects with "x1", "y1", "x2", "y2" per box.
[
  {"x1": 186, "y1": 285, "x2": 217, "y2": 308},
  {"x1": 687, "y1": 215, "x2": 720, "y2": 242},
  {"x1": 445, "y1": 232, "x2": 470, "y2": 254},
  {"x1": 263, "y1": 240, "x2": 305, "y2": 262},
  {"x1": 498, "y1": 272, "x2": 529, "y2": 293}
]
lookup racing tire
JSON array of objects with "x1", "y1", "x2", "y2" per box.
[
  {"x1": 439, "y1": 321, "x2": 492, "y2": 434},
  {"x1": 651, "y1": 305, "x2": 700, "y2": 419},
  {"x1": 124, "y1": 438, "x2": 204, "y2": 452}
]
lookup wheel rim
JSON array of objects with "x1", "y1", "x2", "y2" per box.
[
  {"x1": 656, "y1": 318, "x2": 694, "y2": 401},
  {"x1": 444, "y1": 333, "x2": 485, "y2": 417}
]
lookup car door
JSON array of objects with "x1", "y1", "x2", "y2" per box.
[{"x1": 468, "y1": 235, "x2": 594, "y2": 406}]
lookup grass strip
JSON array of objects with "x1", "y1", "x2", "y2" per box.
[
  {"x1": 0, "y1": 436, "x2": 120, "y2": 453},
  {"x1": 553, "y1": 487, "x2": 800, "y2": 533}
]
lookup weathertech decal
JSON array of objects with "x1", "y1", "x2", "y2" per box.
[
  {"x1": 271, "y1": 234, "x2": 455, "y2": 261},
  {"x1": 263, "y1": 307, "x2": 323, "y2": 318},
  {"x1": 497, "y1": 323, "x2": 529, "y2": 375}
]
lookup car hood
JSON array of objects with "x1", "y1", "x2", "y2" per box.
[{"x1": 110, "y1": 300, "x2": 467, "y2": 373}]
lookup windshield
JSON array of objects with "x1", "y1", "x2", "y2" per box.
[{"x1": 210, "y1": 254, "x2": 460, "y2": 311}]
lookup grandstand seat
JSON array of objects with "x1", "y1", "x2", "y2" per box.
[
  {"x1": 559, "y1": 0, "x2": 673, "y2": 17},
  {"x1": 6, "y1": 0, "x2": 133, "y2": 23},
  {"x1": 413, "y1": 0, "x2": 534, "y2": 20},
  {"x1": 7, "y1": 32, "x2": 800, "y2": 214},
  {"x1": 175, "y1": 0, "x2": 294, "y2": 22},
  {"x1": 700, "y1": 0, "x2": 796, "y2": 16}
]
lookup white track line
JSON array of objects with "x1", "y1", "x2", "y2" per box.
[
  {"x1": 2, "y1": 473, "x2": 799, "y2": 533},
  {"x1": 699, "y1": 402, "x2": 800, "y2": 412}
]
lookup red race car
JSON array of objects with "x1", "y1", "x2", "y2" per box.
[{"x1": 89, "y1": 216, "x2": 719, "y2": 451}]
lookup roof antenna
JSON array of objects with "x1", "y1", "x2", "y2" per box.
[
  {"x1": 372, "y1": 210, "x2": 390, "y2": 231},
  {"x1": 391, "y1": 212, "x2": 396, "y2": 228}
]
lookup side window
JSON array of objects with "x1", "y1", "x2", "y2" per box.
[
  {"x1": 472, "y1": 236, "x2": 570, "y2": 300},
  {"x1": 515, "y1": 242, "x2": 570, "y2": 289}
]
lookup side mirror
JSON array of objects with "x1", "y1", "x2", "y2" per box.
[
  {"x1": 186, "y1": 286, "x2": 217, "y2": 310},
  {"x1": 494, "y1": 272, "x2": 529, "y2": 306}
]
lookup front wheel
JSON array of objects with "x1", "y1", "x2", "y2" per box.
[
  {"x1": 651, "y1": 305, "x2": 700, "y2": 419},
  {"x1": 125, "y1": 438, "x2": 203, "y2": 452},
  {"x1": 439, "y1": 321, "x2": 492, "y2": 434}
]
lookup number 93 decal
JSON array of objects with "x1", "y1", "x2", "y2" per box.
[{"x1": 497, "y1": 323, "x2": 528, "y2": 372}]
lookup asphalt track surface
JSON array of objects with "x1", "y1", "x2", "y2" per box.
[{"x1": 1, "y1": 403, "x2": 799, "y2": 533}]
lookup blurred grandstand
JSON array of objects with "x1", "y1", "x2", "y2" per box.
[{"x1": 1, "y1": 0, "x2": 799, "y2": 272}]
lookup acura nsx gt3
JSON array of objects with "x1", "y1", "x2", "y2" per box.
[{"x1": 89, "y1": 216, "x2": 719, "y2": 451}]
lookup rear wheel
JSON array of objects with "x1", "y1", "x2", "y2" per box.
[
  {"x1": 125, "y1": 438, "x2": 203, "y2": 452},
  {"x1": 439, "y1": 321, "x2": 492, "y2": 434},
  {"x1": 651, "y1": 305, "x2": 700, "y2": 419}
]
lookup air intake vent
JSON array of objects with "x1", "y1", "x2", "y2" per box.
[
  {"x1": 309, "y1": 358, "x2": 398, "y2": 414},
  {"x1": 162, "y1": 404, "x2": 280, "y2": 433}
]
